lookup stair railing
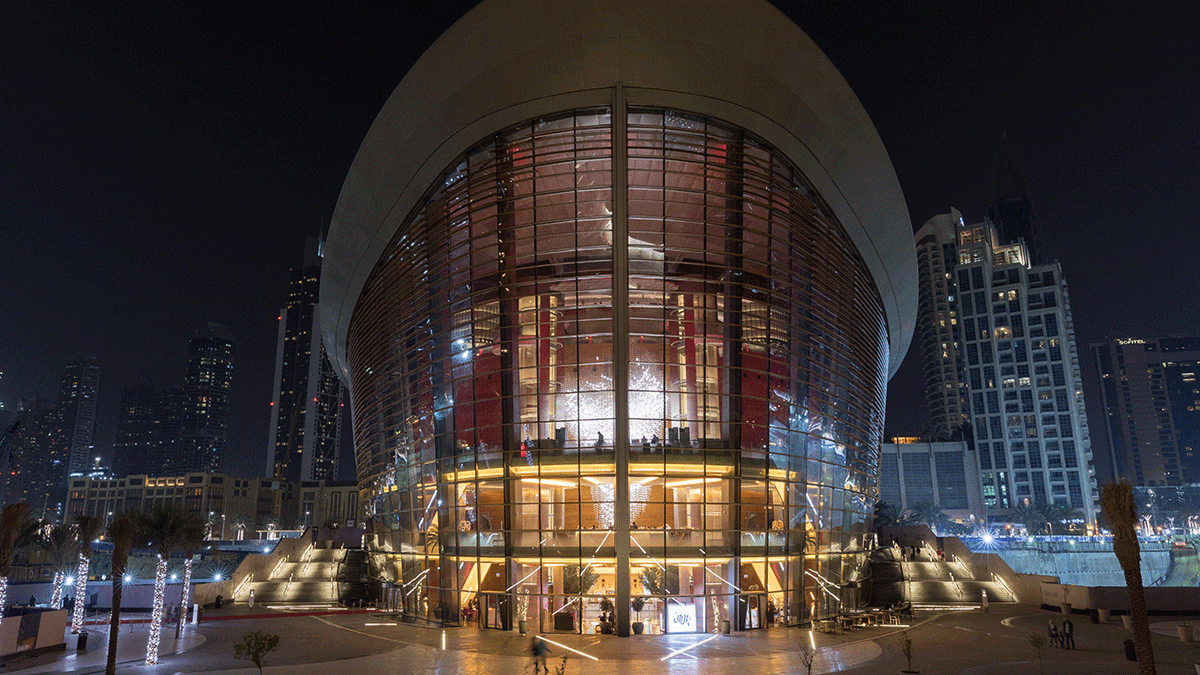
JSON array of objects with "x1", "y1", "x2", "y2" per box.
[{"x1": 991, "y1": 572, "x2": 1014, "y2": 600}]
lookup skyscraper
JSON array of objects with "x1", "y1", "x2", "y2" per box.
[
  {"x1": 1094, "y1": 336, "x2": 1200, "y2": 486},
  {"x1": 56, "y1": 356, "x2": 101, "y2": 481},
  {"x1": 924, "y1": 215, "x2": 1098, "y2": 524},
  {"x1": 915, "y1": 210, "x2": 970, "y2": 440},
  {"x1": 989, "y1": 136, "x2": 1046, "y2": 265},
  {"x1": 113, "y1": 372, "x2": 163, "y2": 477},
  {"x1": 7, "y1": 397, "x2": 58, "y2": 516},
  {"x1": 176, "y1": 324, "x2": 234, "y2": 474},
  {"x1": 267, "y1": 237, "x2": 343, "y2": 482}
]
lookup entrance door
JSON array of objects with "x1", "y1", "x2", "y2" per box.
[
  {"x1": 480, "y1": 592, "x2": 510, "y2": 630},
  {"x1": 736, "y1": 594, "x2": 765, "y2": 630}
]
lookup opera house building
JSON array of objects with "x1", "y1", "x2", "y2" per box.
[{"x1": 321, "y1": 0, "x2": 916, "y2": 636}]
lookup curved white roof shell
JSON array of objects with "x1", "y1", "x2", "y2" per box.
[{"x1": 322, "y1": 0, "x2": 917, "y2": 379}]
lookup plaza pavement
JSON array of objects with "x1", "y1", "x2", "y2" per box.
[{"x1": 6, "y1": 603, "x2": 1200, "y2": 675}]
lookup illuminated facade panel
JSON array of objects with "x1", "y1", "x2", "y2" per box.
[{"x1": 346, "y1": 108, "x2": 887, "y2": 632}]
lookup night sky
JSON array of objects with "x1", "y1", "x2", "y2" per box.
[{"x1": 3, "y1": 1, "x2": 1198, "y2": 482}]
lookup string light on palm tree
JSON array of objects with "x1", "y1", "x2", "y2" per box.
[{"x1": 71, "y1": 515, "x2": 103, "y2": 634}]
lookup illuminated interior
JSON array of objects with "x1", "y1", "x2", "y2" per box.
[{"x1": 348, "y1": 108, "x2": 888, "y2": 633}]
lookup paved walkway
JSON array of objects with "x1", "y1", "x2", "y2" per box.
[{"x1": 5, "y1": 604, "x2": 1200, "y2": 675}]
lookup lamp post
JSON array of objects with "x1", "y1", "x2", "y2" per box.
[{"x1": 221, "y1": 513, "x2": 226, "y2": 540}]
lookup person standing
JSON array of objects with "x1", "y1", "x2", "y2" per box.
[
  {"x1": 1061, "y1": 616, "x2": 1075, "y2": 649},
  {"x1": 1048, "y1": 619, "x2": 1060, "y2": 648}
]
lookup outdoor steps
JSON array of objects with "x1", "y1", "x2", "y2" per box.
[
  {"x1": 236, "y1": 543, "x2": 369, "y2": 606},
  {"x1": 245, "y1": 580, "x2": 338, "y2": 603},
  {"x1": 271, "y1": 561, "x2": 339, "y2": 579},
  {"x1": 903, "y1": 562, "x2": 953, "y2": 581},
  {"x1": 871, "y1": 559, "x2": 1016, "y2": 606}
]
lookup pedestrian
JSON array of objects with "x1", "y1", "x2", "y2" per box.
[
  {"x1": 1048, "y1": 620, "x2": 1060, "y2": 648},
  {"x1": 1061, "y1": 616, "x2": 1075, "y2": 649},
  {"x1": 530, "y1": 636, "x2": 552, "y2": 674}
]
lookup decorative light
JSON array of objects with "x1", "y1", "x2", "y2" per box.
[
  {"x1": 144, "y1": 556, "x2": 168, "y2": 665},
  {"x1": 0, "y1": 577, "x2": 9, "y2": 613},
  {"x1": 72, "y1": 551, "x2": 89, "y2": 633},
  {"x1": 555, "y1": 361, "x2": 666, "y2": 443},
  {"x1": 50, "y1": 571, "x2": 64, "y2": 608},
  {"x1": 172, "y1": 574, "x2": 178, "y2": 580},
  {"x1": 175, "y1": 556, "x2": 193, "y2": 639},
  {"x1": 124, "y1": 575, "x2": 132, "y2": 583}
]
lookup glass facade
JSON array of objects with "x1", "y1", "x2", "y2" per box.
[{"x1": 346, "y1": 107, "x2": 889, "y2": 633}]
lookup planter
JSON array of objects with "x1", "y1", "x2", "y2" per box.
[
  {"x1": 1122, "y1": 615, "x2": 1133, "y2": 630},
  {"x1": 1178, "y1": 624, "x2": 1194, "y2": 642},
  {"x1": 632, "y1": 621, "x2": 644, "y2": 635},
  {"x1": 519, "y1": 619, "x2": 527, "y2": 636},
  {"x1": 1059, "y1": 603, "x2": 1072, "y2": 616},
  {"x1": 1098, "y1": 609, "x2": 1111, "y2": 622},
  {"x1": 721, "y1": 619, "x2": 730, "y2": 635},
  {"x1": 600, "y1": 621, "x2": 614, "y2": 635}
]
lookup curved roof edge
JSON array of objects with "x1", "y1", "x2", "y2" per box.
[{"x1": 322, "y1": 0, "x2": 917, "y2": 379}]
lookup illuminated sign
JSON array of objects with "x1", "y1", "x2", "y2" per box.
[
  {"x1": 667, "y1": 604, "x2": 697, "y2": 633},
  {"x1": 1117, "y1": 338, "x2": 1145, "y2": 345}
]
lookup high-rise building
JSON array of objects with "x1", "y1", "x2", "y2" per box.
[
  {"x1": 320, "y1": 0, "x2": 916, "y2": 634},
  {"x1": 6, "y1": 397, "x2": 58, "y2": 517},
  {"x1": 915, "y1": 210, "x2": 970, "y2": 440},
  {"x1": 879, "y1": 439, "x2": 985, "y2": 525},
  {"x1": 1094, "y1": 336, "x2": 1200, "y2": 486},
  {"x1": 176, "y1": 324, "x2": 234, "y2": 474},
  {"x1": 113, "y1": 372, "x2": 163, "y2": 477},
  {"x1": 55, "y1": 356, "x2": 101, "y2": 481},
  {"x1": 989, "y1": 135, "x2": 1045, "y2": 265},
  {"x1": 267, "y1": 237, "x2": 343, "y2": 482},
  {"x1": 928, "y1": 217, "x2": 1098, "y2": 524}
]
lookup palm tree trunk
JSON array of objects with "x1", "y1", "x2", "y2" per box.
[
  {"x1": 145, "y1": 555, "x2": 168, "y2": 665},
  {"x1": 175, "y1": 557, "x2": 192, "y2": 639},
  {"x1": 50, "y1": 570, "x2": 64, "y2": 608},
  {"x1": 1117, "y1": 549, "x2": 1156, "y2": 675},
  {"x1": 72, "y1": 552, "x2": 89, "y2": 633},
  {"x1": 106, "y1": 574, "x2": 124, "y2": 675}
]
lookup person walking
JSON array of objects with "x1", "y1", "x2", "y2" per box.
[
  {"x1": 1061, "y1": 616, "x2": 1075, "y2": 649},
  {"x1": 1048, "y1": 619, "x2": 1061, "y2": 648},
  {"x1": 530, "y1": 636, "x2": 552, "y2": 674}
]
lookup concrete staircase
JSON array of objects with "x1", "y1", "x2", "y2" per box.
[
  {"x1": 871, "y1": 546, "x2": 1015, "y2": 607},
  {"x1": 239, "y1": 545, "x2": 368, "y2": 605}
]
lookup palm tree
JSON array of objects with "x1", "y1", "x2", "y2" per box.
[
  {"x1": 71, "y1": 515, "x2": 104, "y2": 633},
  {"x1": 134, "y1": 505, "x2": 185, "y2": 665},
  {"x1": 0, "y1": 503, "x2": 31, "y2": 613},
  {"x1": 174, "y1": 511, "x2": 207, "y2": 639},
  {"x1": 907, "y1": 502, "x2": 950, "y2": 532},
  {"x1": 1011, "y1": 501, "x2": 1048, "y2": 534},
  {"x1": 39, "y1": 523, "x2": 78, "y2": 608},
  {"x1": 1101, "y1": 480, "x2": 1156, "y2": 675},
  {"x1": 873, "y1": 501, "x2": 901, "y2": 529},
  {"x1": 105, "y1": 516, "x2": 135, "y2": 675}
]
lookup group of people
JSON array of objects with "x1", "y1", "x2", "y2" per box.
[{"x1": 1048, "y1": 617, "x2": 1075, "y2": 649}]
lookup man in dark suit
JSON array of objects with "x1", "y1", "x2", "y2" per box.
[{"x1": 1061, "y1": 616, "x2": 1075, "y2": 649}]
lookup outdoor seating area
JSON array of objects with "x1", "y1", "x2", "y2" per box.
[{"x1": 816, "y1": 604, "x2": 911, "y2": 633}]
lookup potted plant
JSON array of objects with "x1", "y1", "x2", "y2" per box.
[
  {"x1": 631, "y1": 597, "x2": 646, "y2": 635},
  {"x1": 599, "y1": 597, "x2": 614, "y2": 634},
  {"x1": 900, "y1": 632, "x2": 918, "y2": 674}
]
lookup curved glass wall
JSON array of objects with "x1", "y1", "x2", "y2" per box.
[{"x1": 347, "y1": 107, "x2": 888, "y2": 633}]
